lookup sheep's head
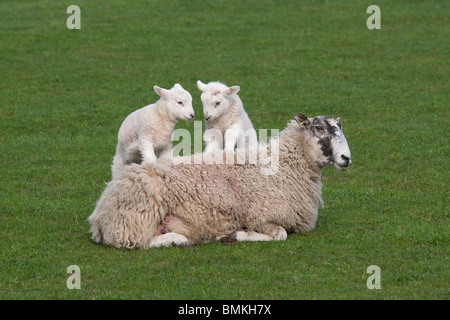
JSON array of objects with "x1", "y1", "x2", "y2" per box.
[
  {"x1": 295, "y1": 114, "x2": 351, "y2": 171},
  {"x1": 154, "y1": 83, "x2": 195, "y2": 121},
  {"x1": 197, "y1": 80, "x2": 240, "y2": 122}
]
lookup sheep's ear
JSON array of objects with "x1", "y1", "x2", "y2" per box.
[
  {"x1": 197, "y1": 80, "x2": 207, "y2": 92},
  {"x1": 294, "y1": 114, "x2": 310, "y2": 127},
  {"x1": 225, "y1": 85, "x2": 240, "y2": 96},
  {"x1": 173, "y1": 83, "x2": 183, "y2": 90},
  {"x1": 154, "y1": 85, "x2": 170, "y2": 98}
]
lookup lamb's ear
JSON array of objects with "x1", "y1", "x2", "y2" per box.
[
  {"x1": 294, "y1": 114, "x2": 311, "y2": 127},
  {"x1": 173, "y1": 83, "x2": 183, "y2": 90},
  {"x1": 225, "y1": 85, "x2": 240, "y2": 96},
  {"x1": 154, "y1": 85, "x2": 170, "y2": 99},
  {"x1": 197, "y1": 80, "x2": 207, "y2": 92}
]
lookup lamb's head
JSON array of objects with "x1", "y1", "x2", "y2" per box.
[
  {"x1": 295, "y1": 114, "x2": 351, "y2": 171},
  {"x1": 197, "y1": 80, "x2": 240, "y2": 122},
  {"x1": 154, "y1": 83, "x2": 195, "y2": 121}
]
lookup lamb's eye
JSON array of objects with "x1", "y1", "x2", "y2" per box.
[
  {"x1": 215, "y1": 101, "x2": 221, "y2": 107},
  {"x1": 177, "y1": 101, "x2": 183, "y2": 106}
]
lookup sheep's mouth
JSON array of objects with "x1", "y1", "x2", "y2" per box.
[{"x1": 334, "y1": 163, "x2": 350, "y2": 171}]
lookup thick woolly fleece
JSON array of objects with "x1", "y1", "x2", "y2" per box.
[{"x1": 88, "y1": 121, "x2": 324, "y2": 249}]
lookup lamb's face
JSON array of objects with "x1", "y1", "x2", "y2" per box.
[
  {"x1": 295, "y1": 114, "x2": 352, "y2": 171},
  {"x1": 154, "y1": 84, "x2": 195, "y2": 121},
  {"x1": 197, "y1": 81, "x2": 240, "y2": 122},
  {"x1": 200, "y1": 90, "x2": 230, "y2": 122}
]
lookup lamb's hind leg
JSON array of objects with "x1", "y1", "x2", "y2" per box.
[{"x1": 111, "y1": 145, "x2": 126, "y2": 180}]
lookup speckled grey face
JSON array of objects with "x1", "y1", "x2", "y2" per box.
[{"x1": 295, "y1": 114, "x2": 351, "y2": 170}]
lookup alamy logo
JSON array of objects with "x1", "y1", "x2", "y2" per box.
[
  {"x1": 66, "y1": 5, "x2": 81, "y2": 30},
  {"x1": 171, "y1": 121, "x2": 280, "y2": 175},
  {"x1": 66, "y1": 265, "x2": 81, "y2": 289},
  {"x1": 366, "y1": 265, "x2": 381, "y2": 289},
  {"x1": 366, "y1": 5, "x2": 381, "y2": 29}
]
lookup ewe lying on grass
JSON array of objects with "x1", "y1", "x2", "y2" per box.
[
  {"x1": 197, "y1": 80, "x2": 257, "y2": 153},
  {"x1": 89, "y1": 114, "x2": 351, "y2": 248},
  {"x1": 111, "y1": 83, "x2": 194, "y2": 179}
]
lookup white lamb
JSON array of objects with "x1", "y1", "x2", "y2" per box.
[
  {"x1": 197, "y1": 80, "x2": 257, "y2": 153},
  {"x1": 111, "y1": 83, "x2": 194, "y2": 179}
]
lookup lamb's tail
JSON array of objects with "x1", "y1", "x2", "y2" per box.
[{"x1": 88, "y1": 164, "x2": 167, "y2": 249}]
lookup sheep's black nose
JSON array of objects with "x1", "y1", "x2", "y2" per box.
[{"x1": 341, "y1": 154, "x2": 350, "y2": 163}]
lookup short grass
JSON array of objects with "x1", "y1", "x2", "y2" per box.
[{"x1": 0, "y1": 0, "x2": 448, "y2": 299}]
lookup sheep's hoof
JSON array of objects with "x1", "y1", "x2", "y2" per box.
[
  {"x1": 217, "y1": 233, "x2": 238, "y2": 244},
  {"x1": 176, "y1": 239, "x2": 193, "y2": 249},
  {"x1": 271, "y1": 226, "x2": 288, "y2": 241}
]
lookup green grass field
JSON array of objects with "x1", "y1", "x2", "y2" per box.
[{"x1": 0, "y1": 0, "x2": 448, "y2": 299}]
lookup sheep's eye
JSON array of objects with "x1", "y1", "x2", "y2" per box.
[
  {"x1": 315, "y1": 126, "x2": 324, "y2": 133},
  {"x1": 177, "y1": 101, "x2": 183, "y2": 106},
  {"x1": 215, "y1": 101, "x2": 221, "y2": 107}
]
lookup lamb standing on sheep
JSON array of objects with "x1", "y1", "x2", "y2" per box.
[
  {"x1": 89, "y1": 114, "x2": 351, "y2": 248},
  {"x1": 197, "y1": 81, "x2": 257, "y2": 153},
  {"x1": 111, "y1": 83, "x2": 194, "y2": 179}
]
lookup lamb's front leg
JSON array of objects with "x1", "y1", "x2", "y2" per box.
[
  {"x1": 139, "y1": 138, "x2": 157, "y2": 164},
  {"x1": 158, "y1": 143, "x2": 173, "y2": 160},
  {"x1": 224, "y1": 126, "x2": 242, "y2": 151},
  {"x1": 204, "y1": 129, "x2": 223, "y2": 154}
]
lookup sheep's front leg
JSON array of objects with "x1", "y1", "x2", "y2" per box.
[
  {"x1": 222, "y1": 226, "x2": 287, "y2": 243},
  {"x1": 269, "y1": 226, "x2": 288, "y2": 240},
  {"x1": 148, "y1": 233, "x2": 191, "y2": 248}
]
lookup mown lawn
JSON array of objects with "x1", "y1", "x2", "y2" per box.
[{"x1": 0, "y1": 0, "x2": 448, "y2": 299}]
